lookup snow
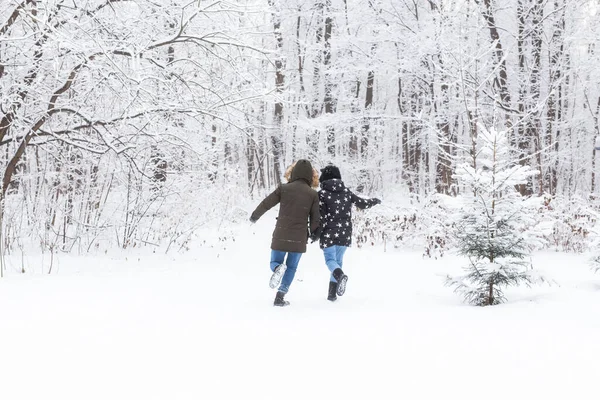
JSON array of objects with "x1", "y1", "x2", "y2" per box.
[{"x1": 1, "y1": 218, "x2": 599, "y2": 400}]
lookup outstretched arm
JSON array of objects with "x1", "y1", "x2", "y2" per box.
[
  {"x1": 350, "y1": 191, "x2": 381, "y2": 210},
  {"x1": 250, "y1": 186, "x2": 282, "y2": 222}
]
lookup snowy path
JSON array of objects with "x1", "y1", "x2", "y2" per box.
[{"x1": 1, "y1": 222, "x2": 599, "y2": 399}]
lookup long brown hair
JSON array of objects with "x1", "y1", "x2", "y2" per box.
[{"x1": 284, "y1": 161, "x2": 319, "y2": 189}]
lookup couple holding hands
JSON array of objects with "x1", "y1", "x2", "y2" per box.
[{"x1": 250, "y1": 160, "x2": 381, "y2": 307}]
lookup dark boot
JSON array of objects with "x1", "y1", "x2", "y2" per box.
[
  {"x1": 274, "y1": 291, "x2": 290, "y2": 307},
  {"x1": 327, "y1": 281, "x2": 337, "y2": 302},
  {"x1": 332, "y1": 268, "x2": 348, "y2": 296}
]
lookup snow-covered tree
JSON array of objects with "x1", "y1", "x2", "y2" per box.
[
  {"x1": 445, "y1": 127, "x2": 544, "y2": 306},
  {"x1": 0, "y1": 1, "x2": 267, "y2": 257}
]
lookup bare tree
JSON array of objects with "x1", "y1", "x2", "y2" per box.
[{"x1": 0, "y1": 0, "x2": 267, "y2": 257}]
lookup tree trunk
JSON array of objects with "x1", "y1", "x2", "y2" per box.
[
  {"x1": 0, "y1": 194, "x2": 4, "y2": 278},
  {"x1": 475, "y1": 0, "x2": 513, "y2": 131},
  {"x1": 269, "y1": 0, "x2": 285, "y2": 182},
  {"x1": 349, "y1": 80, "x2": 361, "y2": 159},
  {"x1": 530, "y1": 0, "x2": 544, "y2": 195},
  {"x1": 429, "y1": 4, "x2": 455, "y2": 196},
  {"x1": 488, "y1": 281, "x2": 494, "y2": 306},
  {"x1": 516, "y1": 0, "x2": 544, "y2": 195},
  {"x1": 546, "y1": 0, "x2": 565, "y2": 195},
  {"x1": 516, "y1": 0, "x2": 528, "y2": 195},
  {"x1": 362, "y1": 69, "x2": 375, "y2": 159},
  {"x1": 324, "y1": 0, "x2": 335, "y2": 156}
]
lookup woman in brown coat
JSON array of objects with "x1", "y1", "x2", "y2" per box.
[{"x1": 250, "y1": 159, "x2": 320, "y2": 306}]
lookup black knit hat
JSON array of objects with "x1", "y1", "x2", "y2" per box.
[{"x1": 319, "y1": 165, "x2": 342, "y2": 183}]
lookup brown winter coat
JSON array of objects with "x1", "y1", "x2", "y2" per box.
[{"x1": 251, "y1": 160, "x2": 320, "y2": 253}]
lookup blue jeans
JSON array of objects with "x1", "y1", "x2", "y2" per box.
[
  {"x1": 322, "y1": 245, "x2": 348, "y2": 282},
  {"x1": 270, "y1": 250, "x2": 302, "y2": 293}
]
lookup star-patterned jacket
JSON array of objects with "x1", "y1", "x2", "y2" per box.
[{"x1": 318, "y1": 179, "x2": 379, "y2": 249}]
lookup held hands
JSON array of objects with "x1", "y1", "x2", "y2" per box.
[
  {"x1": 309, "y1": 227, "x2": 322, "y2": 243},
  {"x1": 373, "y1": 198, "x2": 382, "y2": 205}
]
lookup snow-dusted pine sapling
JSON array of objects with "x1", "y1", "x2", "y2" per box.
[
  {"x1": 445, "y1": 128, "x2": 544, "y2": 306},
  {"x1": 588, "y1": 222, "x2": 600, "y2": 273},
  {"x1": 590, "y1": 254, "x2": 600, "y2": 274}
]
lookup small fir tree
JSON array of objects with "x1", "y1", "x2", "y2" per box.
[
  {"x1": 590, "y1": 255, "x2": 600, "y2": 274},
  {"x1": 446, "y1": 128, "x2": 544, "y2": 306}
]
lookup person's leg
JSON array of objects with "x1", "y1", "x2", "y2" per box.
[
  {"x1": 270, "y1": 250, "x2": 286, "y2": 271},
  {"x1": 329, "y1": 246, "x2": 349, "y2": 297},
  {"x1": 269, "y1": 250, "x2": 288, "y2": 289},
  {"x1": 323, "y1": 245, "x2": 341, "y2": 282},
  {"x1": 278, "y1": 252, "x2": 302, "y2": 293},
  {"x1": 274, "y1": 290, "x2": 290, "y2": 306},
  {"x1": 327, "y1": 281, "x2": 338, "y2": 301},
  {"x1": 336, "y1": 246, "x2": 348, "y2": 269}
]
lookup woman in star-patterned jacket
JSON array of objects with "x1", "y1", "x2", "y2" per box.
[{"x1": 318, "y1": 165, "x2": 381, "y2": 301}]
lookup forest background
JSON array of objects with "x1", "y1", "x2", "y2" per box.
[{"x1": 1, "y1": 0, "x2": 599, "y2": 272}]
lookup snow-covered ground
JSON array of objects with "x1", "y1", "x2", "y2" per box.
[{"x1": 1, "y1": 217, "x2": 599, "y2": 400}]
